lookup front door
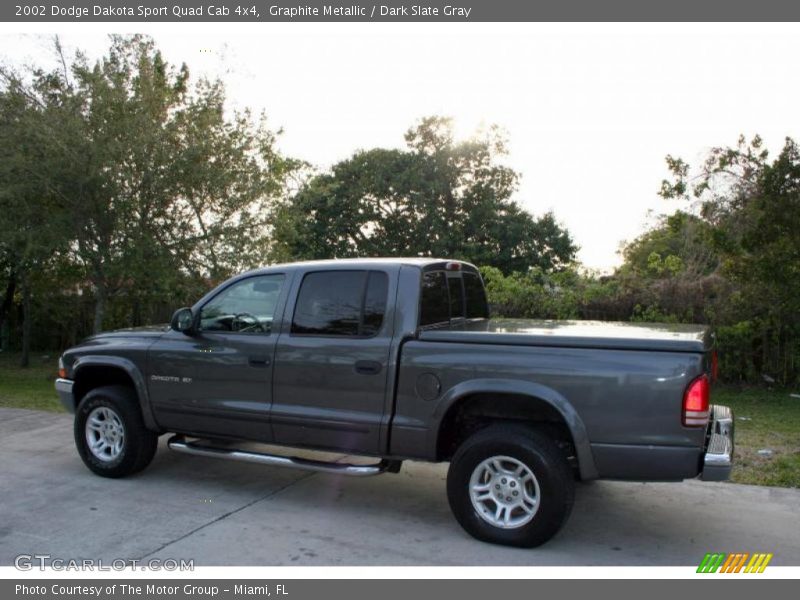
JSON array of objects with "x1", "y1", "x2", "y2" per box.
[
  {"x1": 149, "y1": 273, "x2": 288, "y2": 441},
  {"x1": 271, "y1": 269, "x2": 394, "y2": 454}
]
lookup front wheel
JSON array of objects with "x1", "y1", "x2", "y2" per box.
[
  {"x1": 74, "y1": 385, "x2": 158, "y2": 478},
  {"x1": 446, "y1": 424, "x2": 575, "y2": 547}
]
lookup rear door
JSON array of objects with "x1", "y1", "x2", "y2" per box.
[{"x1": 270, "y1": 268, "x2": 395, "y2": 454}]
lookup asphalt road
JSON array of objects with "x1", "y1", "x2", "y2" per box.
[{"x1": 1, "y1": 407, "x2": 798, "y2": 566}]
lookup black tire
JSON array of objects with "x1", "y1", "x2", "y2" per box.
[
  {"x1": 74, "y1": 385, "x2": 158, "y2": 478},
  {"x1": 446, "y1": 424, "x2": 575, "y2": 547}
]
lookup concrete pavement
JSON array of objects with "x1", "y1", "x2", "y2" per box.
[{"x1": 1, "y1": 407, "x2": 798, "y2": 566}]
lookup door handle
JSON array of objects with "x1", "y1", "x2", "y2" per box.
[
  {"x1": 248, "y1": 355, "x2": 271, "y2": 367},
  {"x1": 354, "y1": 360, "x2": 382, "y2": 375}
]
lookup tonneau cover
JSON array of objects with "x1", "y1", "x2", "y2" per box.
[{"x1": 419, "y1": 319, "x2": 711, "y2": 353}]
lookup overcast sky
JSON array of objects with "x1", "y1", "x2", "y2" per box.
[{"x1": 2, "y1": 23, "x2": 798, "y2": 271}]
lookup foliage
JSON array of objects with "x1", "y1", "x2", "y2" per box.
[
  {"x1": 480, "y1": 265, "x2": 582, "y2": 320},
  {"x1": 274, "y1": 116, "x2": 577, "y2": 274},
  {"x1": 620, "y1": 211, "x2": 719, "y2": 278},
  {"x1": 0, "y1": 36, "x2": 298, "y2": 358},
  {"x1": 630, "y1": 304, "x2": 681, "y2": 324},
  {"x1": 660, "y1": 135, "x2": 800, "y2": 385}
]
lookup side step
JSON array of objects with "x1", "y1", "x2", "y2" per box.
[{"x1": 167, "y1": 435, "x2": 401, "y2": 477}]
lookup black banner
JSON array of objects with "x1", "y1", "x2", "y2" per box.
[
  {"x1": 4, "y1": 579, "x2": 798, "y2": 600},
  {"x1": 4, "y1": 0, "x2": 800, "y2": 22}
]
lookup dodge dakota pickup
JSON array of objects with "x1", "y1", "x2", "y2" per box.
[{"x1": 55, "y1": 258, "x2": 733, "y2": 547}]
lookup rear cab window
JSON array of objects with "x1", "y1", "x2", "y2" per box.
[
  {"x1": 420, "y1": 271, "x2": 450, "y2": 327},
  {"x1": 419, "y1": 266, "x2": 489, "y2": 329},
  {"x1": 448, "y1": 276, "x2": 465, "y2": 319},
  {"x1": 463, "y1": 272, "x2": 489, "y2": 318}
]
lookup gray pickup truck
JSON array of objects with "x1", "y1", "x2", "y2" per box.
[{"x1": 55, "y1": 258, "x2": 733, "y2": 547}]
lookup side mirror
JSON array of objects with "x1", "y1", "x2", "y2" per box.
[{"x1": 170, "y1": 307, "x2": 196, "y2": 335}]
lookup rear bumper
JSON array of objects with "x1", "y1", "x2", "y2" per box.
[
  {"x1": 55, "y1": 378, "x2": 75, "y2": 413},
  {"x1": 701, "y1": 404, "x2": 734, "y2": 481}
]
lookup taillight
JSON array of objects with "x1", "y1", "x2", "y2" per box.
[
  {"x1": 58, "y1": 356, "x2": 67, "y2": 379},
  {"x1": 683, "y1": 374, "x2": 710, "y2": 427}
]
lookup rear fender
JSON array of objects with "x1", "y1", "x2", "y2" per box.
[{"x1": 435, "y1": 378, "x2": 598, "y2": 480}]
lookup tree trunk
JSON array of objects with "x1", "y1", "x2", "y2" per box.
[
  {"x1": 0, "y1": 271, "x2": 16, "y2": 352},
  {"x1": 132, "y1": 295, "x2": 141, "y2": 327},
  {"x1": 93, "y1": 283, "x2": 106, "y2": 334},
  {"x1": 20, "y1": 279, "x2": 31, "y2": 368}
]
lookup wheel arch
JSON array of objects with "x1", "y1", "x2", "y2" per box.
[
  {"x1": 71, "y1": 356, "x2": 160, "y2": 432},
  {"x1": 433, "y1": 379, "x2": 598, "y2": 480}
]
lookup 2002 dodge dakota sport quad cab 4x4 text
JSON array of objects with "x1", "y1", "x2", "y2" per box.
[{"x1": 55, "y1": 258, "x2": 734, "y2": 547}]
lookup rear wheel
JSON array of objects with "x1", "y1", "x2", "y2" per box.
[
  {"x1": 446, "y1": 424, "x2": 574, "y2": 547},
  {"x1": 74, "y1": 385, "x2": 158, "y2": 478}
]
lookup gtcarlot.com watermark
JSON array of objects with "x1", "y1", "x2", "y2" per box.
[{"x1": 14, "y1": 554, "x2": 194, "y2": 571}]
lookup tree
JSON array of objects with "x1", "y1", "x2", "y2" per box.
[
  {"x1": 275, "y1": 116, "x2": 577, "y2": 274},
  {"x1": 660, "y1": 135, "x2": 800, "y2": 383},
  {"x1": 0, "y1": 70, "x2": 73, "y2": 364},
  {"x1": 620, "y1": 211, "x2": 718, "y2": 279},
  {"x1": 1, "y1": 35, "x2": 299, "y2": 337}
]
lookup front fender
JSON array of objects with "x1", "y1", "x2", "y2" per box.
[
  {"x1": 435, "y1": 378, "x2": 598, "y2": 480},
  {"x1": 72, "y1": 355, "x2": 159, "y2": 431}
]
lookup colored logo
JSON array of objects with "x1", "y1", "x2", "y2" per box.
[{"x1": 697, "y1": 552, "x2": 773, "y2": 573}]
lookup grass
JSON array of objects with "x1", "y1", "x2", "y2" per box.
[
  {"x1": 713, "y1": 386, "x2": 800, "y2": 488},
  {"x1": 0, "y1": 351, "x2": 63, "y2": 412},
  {"x1": 1, "y1": 352, "x2": 798, "y2": 488}
]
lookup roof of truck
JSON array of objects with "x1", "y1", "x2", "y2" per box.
[
  {"x1": 253, "y1": 257, "x2": 479, "y2": 272},
  {"x1": 191, "y1": 258, "x2": 481, "y2": 310}
]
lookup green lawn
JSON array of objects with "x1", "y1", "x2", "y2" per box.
[
  {"x1": 0, "y1": 351, "x2": 63, "y2": 412},
  {"x1": 1, "y1": 352, "x2": 798, "y2": 488},
  {"x1": 713, "y1": 386, "x2": 800, "y2": 488}
]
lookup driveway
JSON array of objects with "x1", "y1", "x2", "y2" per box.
[{"x1": 1, "y1": 407, "x2": 798, "y2": 566}]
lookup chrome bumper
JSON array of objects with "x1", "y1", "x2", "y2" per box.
[
  {"x1": 701, "y1": 404, "x2": 734, "y2": 481},
  {"x1": 55, "y1": 378, "x2": 75, "y2": 413}
]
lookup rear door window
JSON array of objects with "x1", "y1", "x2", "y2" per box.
[
  {"x1": 362, "y1": 271, "x2": 389, "y2": 336},
  {"x1": 291, "y1": 270, "x2": 389, "y2": 337}
]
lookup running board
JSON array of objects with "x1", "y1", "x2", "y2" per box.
[{"x1": 167, "y1": 435, "x2": 400, "y2": 477}]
